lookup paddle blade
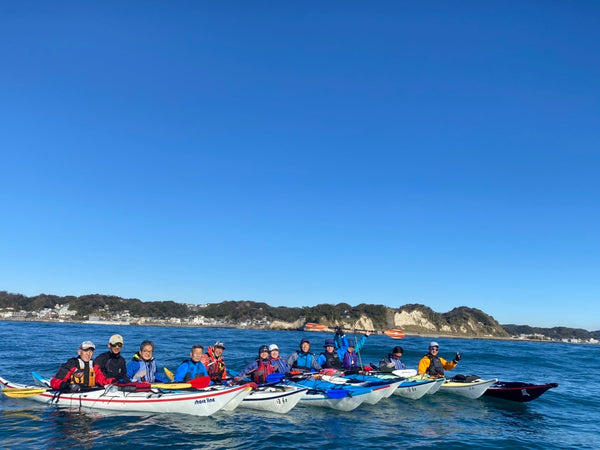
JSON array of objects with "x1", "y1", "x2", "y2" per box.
[
  {"x1": 164, "y1": 367, "x2": 175, "y2": 381},
  {"x1": 2, "y1": 388, "x2": 47, "y2": 398},
  {"x1": 266, "y1": 373, "x2": 285, "y2": 383},
  {"x1": 392, "y1": 369, "x2": 418, "y2": 378},
  {"x1": 326, "y1": 389, "x2": 349, "y2": 399},
  {"x1": 189, "y1": 377, "x2": 211, "y2": 389}
]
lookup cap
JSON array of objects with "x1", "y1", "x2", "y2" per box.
[
  {"x1": 213, "y1": 341, "x2": 226, "y2": 349},
  {"x1": 109, "y1": 334, "x2": 124, "y2": 345},
  {"x1": 259, "y1": 345, "x2": 270, "y2": 354},
  {"x1": 429, "y1": 341, "x2": 439, "y2": 348},
  {"x1": 347, "y1": 338, "x2": 356, "y2": 347},
  {"x1": 323, "y1": 338, "x2": 335, "y2": 348},
  {"x1": 268, "y1": 344, "x2": 279, "y2": 351},
  {"x1": 300, "y1": 338, "x2": 310, "y2": 345},
  {"x1": 79, "y1": 341, "x2": 95, "y2": 350}
]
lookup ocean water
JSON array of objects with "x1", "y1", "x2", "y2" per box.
[{"x1": 1, "y1": 321, "x2": 598, "y2": 449}]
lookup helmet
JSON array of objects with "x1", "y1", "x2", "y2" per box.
[{"x1": 258, "y1": 345, "x2": 269, "y2": 354}]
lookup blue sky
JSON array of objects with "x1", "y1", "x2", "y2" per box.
[{"x1": 1, "y1": 2, "x2": 599, "y2": 330}]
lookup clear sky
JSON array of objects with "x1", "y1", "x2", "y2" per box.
[{"x1": 1, "y1": 2, "x2": 598, "y2": 331}]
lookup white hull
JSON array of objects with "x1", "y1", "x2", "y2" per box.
[
  {"x1": 236, "y1": 385, "x2": 307, "y2": 414},
  {"x1": 439, "y1": 378, "x2": 498, "y2": 399},
  {"x1": 393, "y1": 379, "x2": 438, "y2": 399},
  {"x1": 298, "y1": 391, "x2": 366, "y2": 411},
  {"x1": 1, "y1": 376, "x2": 251, "y2": 417}
]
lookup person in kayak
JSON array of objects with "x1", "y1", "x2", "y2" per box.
[
  {"x1": 94, "y1": 334, "x2": 130, "y2": 383},
  {"x1": 174, "y1": 344, "x2": 210, "y2": 383},
  {"x1": 286, "y1": 338, "x2": 322, "y2": 372},
  {"x1": 337, "y1": 330, "x2": 372, "y2": 372},
  {"x1": 235, "y1": 345, "x2": 274, "y2": 384},
  {"x1": 418, "y1": 341, "x2": 461, "y2": 376},
  {"x1": 379, "y1": 346, "x2": 407, "y2": 372},
  {"x1": 317, "y1": 338, "x2": 344, "y2": 370},
  {"x1": 200, "y1": 341, "x2": 228, "y2": 383},
  {"x1": 268, "y1": 344, "x2": 290, "y2": 374},
  {"x1": 50, "y1": 340, "x2": 114, "y2": 392},
  {"x1": 127, "y1": 340, "x2": 169, "y2": 383}
]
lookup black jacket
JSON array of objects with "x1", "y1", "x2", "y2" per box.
[{"x1": 94, "y1": 351, "x2": 130, "y2": 382}]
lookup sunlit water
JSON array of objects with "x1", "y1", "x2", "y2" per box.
[{"x1": 1, "y1": 321, "x2": 598, "y2": 449}]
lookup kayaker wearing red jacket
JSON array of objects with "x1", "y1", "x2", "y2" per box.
[
  {"x1": 50, "y1": 341, "x2": 114, "y2": 392},
  {"x1": 418, "y1": 341, "x2": 461, "y2": 376}
]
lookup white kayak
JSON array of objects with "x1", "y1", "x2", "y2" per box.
[
  {"x1": 0, "y1": 376, "x2": 252, "y2": 417},
  {"x1": 320, "y1": 373, "x2": 403, "y2": 404},
  {"x1": 438, "y1": 376, "x2": 499, "y2": 399},
  {"x1": 293, "y1": 377, "x2": 373, "y2": 411},
  {"x1": 371, "y1": 369, "x2": 437, "y2": 400},
  {"x1": 222, "y1": 384, "x2": 308, "y2": 414}
]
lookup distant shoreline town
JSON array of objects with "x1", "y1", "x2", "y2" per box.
[{"x1": 1, "y1": 290, "x2": 598, "y2": 345}]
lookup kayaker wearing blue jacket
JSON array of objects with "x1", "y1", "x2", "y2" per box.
[
  {"x1": 174, "y1": 344, "x2": 210, "y2": 383},
  {"x1": 127, "y1": 340, "x2": 169, "y2": 383},
  {"x1": 268, "y1": 344, "x2": 291, "y2": 374},
  {"x1": 287, "y1": 339, "x2": 322, "y2": 372},
  {"x1": 379, "y1": 346, "x2": 407, "y2": 372},
  {"x1": 317, "y1": 338, "x2": 343, "y2": 369}
]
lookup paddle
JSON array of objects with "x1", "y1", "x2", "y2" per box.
[
  {"x1": 265, "y1": 373, "x2": 286, "y2": 383},
  {"x1": 2, "y1": 388, "x2": 47, "y2": 398},
  {"x1": 392, "y1": 369, "x2": 418, "y2": 378},
  {"x1": 2, "y1": 376, "x2": 211, "y2": 398},
  {"x1": 324, "y1": 389, "x2": 349, "y2": 399},
  {"x1": 154, "y1": 376, "x2": 211, "y2": 389}
]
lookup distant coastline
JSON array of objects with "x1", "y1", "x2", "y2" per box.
[{"x1": 2, "y1": 317, "x2": 597, "y2": 346}]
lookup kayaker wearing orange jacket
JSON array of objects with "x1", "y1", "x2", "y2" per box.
[{"x1": 418, "y1": 341, "x2": 461, "y2": 376}]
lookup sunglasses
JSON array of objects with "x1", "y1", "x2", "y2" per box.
[{"x1": 110, "y1": 343, "x2": 123, "y2": 348}]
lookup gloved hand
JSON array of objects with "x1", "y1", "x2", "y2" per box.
[
  {"x1": 70, "y1": 384, "x2": 81, "y2": 392},
  {"x1": 454, "y1": 352, "x2": 461, "y2": 363},
  {"x1": 335, "y1": 326, "x2": 344, "y2": 336}
]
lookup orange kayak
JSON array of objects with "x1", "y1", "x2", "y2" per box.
[
  {"x1": 384, "y1": 329, "x2": 405, "y2": 339},
  {"x1": 305, "y1": 323, "x2": 327, "y2": 330}
]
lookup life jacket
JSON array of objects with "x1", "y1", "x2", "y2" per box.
[
  {"x1": 292, "y1": 351, "x2": 315, "y2": 371},
  {"x1": 425, "y1": 354, "x2": 445, "y2": 376},
  {"x1": 132, "y1": 353, "x2": 158, "y2": 382},
  {"x1": 204, "y1": 347, "x2": 226, "y2": 382},
  {"x1": 320, "y1": 350, "x2": 343, "y2": 369},
  {"x1": 71, "y1": 358, "x2": 96, "y2": 387},
  {"x1": 342, "y1": 351, "x2": 359, "y2": 370},
  {"x1": 252, "y1": 358, "x2": 274, "y2": 384}
]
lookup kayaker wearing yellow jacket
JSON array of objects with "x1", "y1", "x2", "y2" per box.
[{"x1": 418, "y1": 341, "x2": 461, "y2": 376}]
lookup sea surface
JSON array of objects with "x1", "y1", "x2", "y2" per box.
[{"x1": 0, "y1": 321, "x2": 598, "y2": 449}]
